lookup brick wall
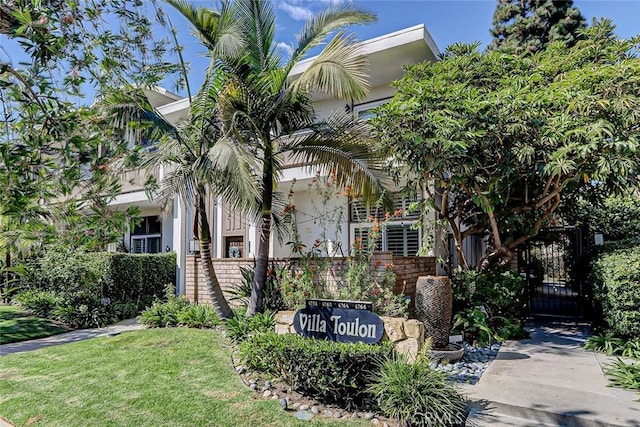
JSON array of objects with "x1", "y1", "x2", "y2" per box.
[
  {"x1": 184, "y1": 253, "x2": 436, "y2": 308},
  {"x1": 185, "y1": 256, "x2": 254, "y2": 305}
]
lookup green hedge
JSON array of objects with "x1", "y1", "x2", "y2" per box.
[
  {"x1": 591, "y1": 245, "x2": 640, "y2": 339},
  {"x1": 240, "y1": 332, "x2": 393, "y2": 407},
  {"x1": 23, "y1": 247, "x2": 175, "y2": 310}
]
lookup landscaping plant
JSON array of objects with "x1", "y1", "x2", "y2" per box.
[
  {"x1": 604, "y1": 359, "x2": 640, "y2": 394},
  {"x1": 368, "y1": 345, "x2": 467, "y2": 426},
  {"x1": 224, "y1": 309, "x2": 275, "y2": 343},
  {"x1": 241, "y1": 332, "x2": 393, "y2": 407},
  {"x1": 450, "y1": 267, "x2": 528, "y2": 343},
  {"x1": 590, "y1": 245, "x2": 640, "y2": 339},
  {"x1": 139, "y1": 286, "x2": 219, "y2": 329}
]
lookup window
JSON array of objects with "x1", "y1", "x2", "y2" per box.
[
  {"x1": 353, "y1": 224, "x2": 420, "y2": 257},
  {"x1": 131, "y1": 216, "x2": 162, "y2": 254},
  {"x1": 131, "y1": 236, "x2": 161, "y2": 254},
  {"x1": 350, "y1": 193, "x2": 422, "y2": 257},
  {"x1": 353, "y1": 98, "x2": 390, "y2": 121},
  {"x1": 225, "y1": 236, "x2": 244, "y2": 258}
]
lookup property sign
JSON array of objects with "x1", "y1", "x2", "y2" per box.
[{"x1": 293, "y1": 299, "x2": 384, "y2": 344}]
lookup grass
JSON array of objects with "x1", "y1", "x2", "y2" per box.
[
  {"x1": 0, "y1": 305, "x2": 70, "y2": 344},
  {"x1": 0, "y1": 328, "x2": 369, "y2": 427}
]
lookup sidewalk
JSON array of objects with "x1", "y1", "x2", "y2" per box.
[
  {"x1": 0, "y1": 318, "x2": 144, "y2": 356},
  {"x1": 462, "y1": 322, "x2": 640, "y2": 427}
]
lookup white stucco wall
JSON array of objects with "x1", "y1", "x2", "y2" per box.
[{"x1": 271, "y1": 178, "x2": 350, "y2": 259}]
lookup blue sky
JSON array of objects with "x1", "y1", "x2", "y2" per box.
[{"x1": 171, "y1": 0, "x2": 640, "y2": 94}]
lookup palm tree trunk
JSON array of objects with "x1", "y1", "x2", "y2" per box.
[
  {"x1": 247, "y1": 150, "x2": 273, "y2": 316},
  {"x1": 197, "y1": 191, "x2": 233, "y2": 320}
]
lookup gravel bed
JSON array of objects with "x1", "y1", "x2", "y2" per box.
[{"x1": 430, "y1": 342, "x2": 501, "y2": 384}]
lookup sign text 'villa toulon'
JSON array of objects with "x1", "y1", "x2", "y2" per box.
[{"x1": 293, "y1": 299, "x2": 384, "y2": 344}]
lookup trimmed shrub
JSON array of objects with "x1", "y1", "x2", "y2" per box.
[
  {"x1": 22, "y1": 246, "x2": 175, "y2": 312},
  {"x1": 591, "y1": 245, "x2": 640, "y2": 339},
  {"x1": 13, "y1": 290, "x2": 59, "y2": 318},
  {"x1": 240, "y1": 332, "x2": 393, "y2": 407},
  {"x1": 106, "y1": 253, "x2": 176, "y2": 308},
  {"x1": 368, "y1": 353, "x2": 467, "y2": 426}
]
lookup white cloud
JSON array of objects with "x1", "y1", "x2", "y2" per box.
[
  {"x1": 278, "y1": 2, "x2": 313, "y2": 21},
  {"x1": 276, "y1": 42, "x2": 294, "y2": 58}
]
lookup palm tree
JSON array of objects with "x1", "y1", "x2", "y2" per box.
[
  {"x1": 100, "y1": 84, "x2": 248, "y2": 320},
  {"x1": 168, "y1": 0, "x2": 391, "y2": 315}
]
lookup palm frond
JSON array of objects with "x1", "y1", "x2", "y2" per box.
[
  {"x1": 283, "y1": 111, "x2": 392, "y2": 205},
  {"x1": 291, "y1": 5, "x2": 376, "y2": 67},
  {"x1": 234, "y1": 0, "x2": 276, "y2": 72},
  {"x1": 164, "y1": 0, "x2": 244, "y2": 57},
  {"x1": 292, "y1": 31, "x2": 370, "y2": 102},
  {"x1": 207, "y1": 135, "x2": 262, "y2": 216},
  {"x1": 99, "y1": 88, "x2": 179, "y2": 148}
]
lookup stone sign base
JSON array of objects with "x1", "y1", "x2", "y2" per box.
[{"x1": 275, "y1": 311, "x2": 425, "y2": 363}]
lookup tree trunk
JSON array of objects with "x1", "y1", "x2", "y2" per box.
[
  {"x1": 197, "y1": 192, "x2": 233, "y2": 320},
  {"x1": 247, "y1": 149, "x2": 273, "y2": 316}
]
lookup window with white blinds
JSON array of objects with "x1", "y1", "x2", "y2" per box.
[
  {"x1": 131, "y1": 235, "x2": 161, "y2": 254},
  {"x1": 386, "y1": 225, "x2": 420, "y2": 257},
  {"x1": 351, "y1": 224, "x2": 420, "y2": 257},
  {"x1": 349, "y1": 193, "x2": 421, "y2": 222}
]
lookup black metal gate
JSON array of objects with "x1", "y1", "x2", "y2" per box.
[{"x1": 518, "y1": 226, "x2": 592, "y2": 319}]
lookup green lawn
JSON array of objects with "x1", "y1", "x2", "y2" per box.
[
  {"x1": 0, "y1": 305, "x2": 70, "y2": 344},
  {"x1": 0, "y1": 328, "x2": 369, "y2": 427}
]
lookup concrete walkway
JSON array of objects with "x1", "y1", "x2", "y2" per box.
[
  {"x1": 0, "y1": 318, "x2": 144, "y2": 356},
  {"x1": 463, "y1": 322, "x2": 640, "y2": 427}
]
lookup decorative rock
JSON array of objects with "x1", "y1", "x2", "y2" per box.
[
  {"x1": 275, "y1": 311, "x2": 296, "y2": 325},
  {"x1": 333, "y1": 411, "x2": 342, "y2": 419},
  {"x1": 280, "y1": 398, "x2": 288, "y2": 410},
  {"x1": 291, "y1": 402, "x2": 301, "y2": 410},
  {"x1": 363, "y1": 412, "x2": 375, "y2": 420},
  {"x1": 275, "y1": 324, "x2": 290, "y2": 335},
  {"x1": 293, "y1": 411, "x2": 314, "y2": 421},
  {"x1": 351, "y1": 412, "x2": 360, "y2": 419},
  {"x1": 311, "y1": 406, "x2": 320, "y2": 415},
  {"x1": 249, "y1": 383, "x2": 257, "y2": 390},
  {"x1": 235, "y1": 366, "x2": 246, "y2": 374},
  {"x1": 272, "y1": 393, "x2": 279, "y2": 400},
  {"x1": 262, "y1": 390, "x2": 272, "y2": 398},
  {"x1": 299, "y1": 404, "x2": 309, "y2": 411},
  {"x1": 371, "y1": 418, "x2": 380, "y2": 425},
  {"x1": 403, "y1": 319, "x2": 424, "y2": 341},
  {"x1": 394, "y1": 337, "x2": 421, "y2": 363},
  {"x1": 249, "y1": 379, "x2": 257, "y2": 385},
  {"x1": 323, "y1": 410, "x2": 332, "y2": 418},
  {"x1": 264, "y1": 380, "x2": 271, "y2": 389},
  {"x1": 380, "y1": 316, "x2": 407, "y2": 342}
]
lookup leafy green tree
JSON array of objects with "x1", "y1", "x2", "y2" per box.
[
  {"x1": 1, "y1": 1, "x2": 178, "y2": 291},
  {"x1": 489, "y1": 0, "x2": 586, "y2": 54},
  {"x1": 165, "y1": 0, "x2": 390, "y2": 316},
  {"x1": 375, "y1": 21, "x2": 640, "y2": 269}
]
